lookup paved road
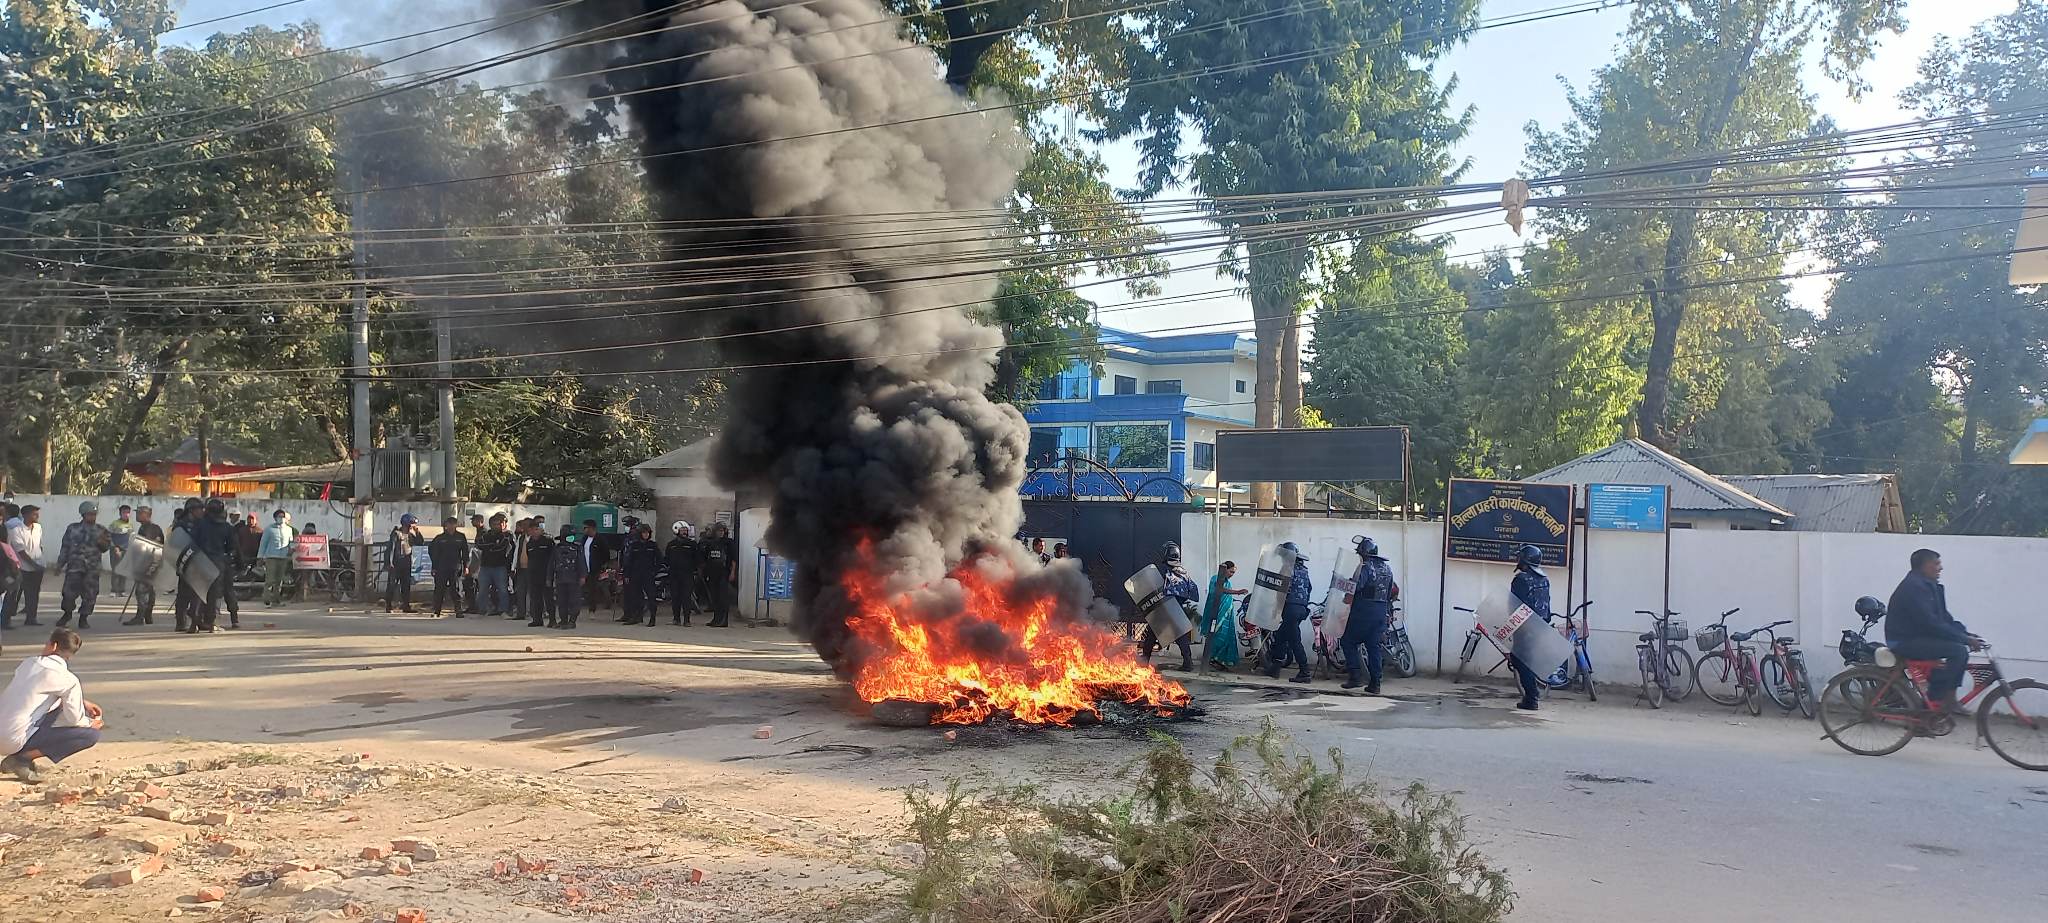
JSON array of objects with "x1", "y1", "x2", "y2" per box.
[{"x1": 16, "y1": 603, "x2": 2045, "y2": 922}]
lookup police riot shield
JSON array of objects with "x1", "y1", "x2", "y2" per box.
[
  {"x1": 1242, "y1": 543, "x2": 1293, "y2": 631},
  {"x1": 1318, "y1": 562, "x2": 1357, "y2": 642},
  {"x1": 1123, "y1": 564, "x2": 1192, "y2": 643},
  {"x1": 162, "y1": 526, "x2": 221, "y2": 597},
  {"x1": 1474, "y1": 590, "x2": 1572, "y2": 674},
  {"x1": 113, "y1": 535, "x2": 166, "y2": 586}
]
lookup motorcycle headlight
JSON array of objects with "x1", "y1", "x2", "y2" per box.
[{"x1": 1873, "y1": 648, "x2": 1897, "y2": 668}]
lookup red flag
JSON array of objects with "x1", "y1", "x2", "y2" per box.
[{"x1": 319, "y1": 482, "x2": 333, "y2": 501}]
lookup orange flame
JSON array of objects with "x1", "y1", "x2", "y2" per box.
[{"x1": 843, "y1": 550, "x2": 1189, "y2": 726}]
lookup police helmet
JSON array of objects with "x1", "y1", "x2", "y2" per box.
[
  {"x1": 204, "y1": 497, "x2": 225, "y2": 515},
  {"x1": 1353, "y1": 534, "x2": 1379, "y2": 558},
  {"x1": 1514, "y1": 543, "x2": 1544, "y2": 567},
  {"x1": 1160, "y1": 541, "x2": 1181, "y2": 563},
  {"x1": 672, "y1": 520, "x2": 690, "y2": 536},
  {"x1": 1853, "y1": 595, "x2": 1886, "y2": 621},
  {"x1": 1277, "y1": 541, "x2": 1307, "y2": 563}
]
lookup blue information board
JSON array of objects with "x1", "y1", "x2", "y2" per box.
[
  {"x1": 764, "y1": 555, "x2": 796, "y2": 601},
  {"x1": 1586, "y1": 483, "x2": 1668, "y2": 532}
]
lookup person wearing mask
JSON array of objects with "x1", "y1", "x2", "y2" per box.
[
  {"x1": 1340, "y1": 536, "x2": 1399, "y2": 694},
  {"x1": 426, "y1": 517, "x2": 469, "y2": 617},
  {"x1": 55, "y1": 501, "x2": 113, "y2": 630},
  {"x1": 476, "y1": 514, "x2": 513, "y2": 618},
  {"x1": 700, "y1": 522, "x2": 737, "y2": 628},
  {"x1": 1885, "y1": 548, "x2": 1982, "y2": 714},
  {"x1": 519, "y1": 520, "x2": 556, "y2": 628},
  {"x1": 121, "y1": 507, "x2": 165, "y2": 626},
  {"x1": 462, "y1": 513, "x2": 485, "y2": 615},
  {"x1": 622, "y1": 523, "x2": 663, "y2": 627},
  {"x1": 1506, "y1": 543, "x2": 1553, "y2": 711},
  {"x1": 2, "y1": 629, "x2": 103, "y2": 783},
  {"x1": 259, "y1": 510, "x2": 296, "y2": 606},
  {"x1": 107, "y1": 505, "x2": 135, "y2": 597},
  {"x1": 385, "y1": 514, "x2": 424, "y2": 614},
  {"x1": 1263, "y1": 542, "x2": 1314, "y2": 684},
  {"x1": 1140, "y1": 542, "x2": 1199, "y2": 671},
  {"x1": 1202, "y1": 560, "x2": 1248, "y2": 671},
  {"x1": 551, "y1": 529, "x2": 588, "y2": 630},
  {"x1": 6, "y1": 505, "x2": 46, "y2": 629},
  {"x1": 665, "y1": 522, "x2": 700, "y2": 626}
]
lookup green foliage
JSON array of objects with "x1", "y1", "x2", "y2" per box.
[{"x1": 901, "y1": 725, "x2": 1511, "y2": 923}]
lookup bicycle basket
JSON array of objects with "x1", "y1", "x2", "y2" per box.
[
  {"x1": 1661, "y1": 618, "x2": 1689, "y2": 642},
  {"x1": 1694, "y1": 624, "x2": 1727, "y2": 652}
]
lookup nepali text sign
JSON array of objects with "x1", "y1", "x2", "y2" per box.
[
  {"x1": 292, "y1": 534, "x2": 330, "y2": 570},
  {"x1": 1444, "y1": 479, "x2": 1572, "y2": 566},
  {"x1": 764, "y1": 555, "x2": 795, "y2": 601},
  {"x1": 1586, "y1": 483, "x2": 1668, "y2": 532}
]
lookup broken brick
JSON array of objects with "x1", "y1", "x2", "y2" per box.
[
  {"x1": 133, "y1": 836, "x2": 178, "y2": 855},
  {"x1": 492, "y1": 859, "x2": 509, "y2": 877},
  {"x1": 395, "y1": 909, "x2": 426, "y2": 923},
  {"x1": 140, "y1": 803, "x2": 189, "y2": 822},
  {"x1": 269, "y1": 869, "x2": 343, "y2": 894},
  {"x1": 108, "y1": 855, "x2": 166, "y2": 887},
  {"x1": 132, "y1": 782, "x2": 170, "y2": 799},
  {"x1": 197, "y1": 811, "x2": 233, "y2": 827},
  {"x1": 213, "y1": 840, "x2": 257, "y2": 858},
  {"x1": 118, "y1": 792, "x2": 147, "y2": 806},
  {"x1": 752, "y1": 725, "x2": 774, "y2": 739},
  {"x1": 689, "y1": 867, "x2": 706, "y2": 884},
  {"x1": 274, "y1": 859, "x2": 321, "y2": 874},
  {"x1": 45, "y1": 788, "x2": 83, "y2": 806},
  {"x1": 515, "y1": 854, "x2": 547, "y2": 874},
  {"x1": 194, "y1": 885, "x2": 227, "y2": 903},
  {"x1": 563, "y1": 885, "x2": 588, "y2": 903},
  {"x1": 381, "y1": 856, "x2": 413, "y2": 876},
  {"x1": 359, "y1": 845, "x2": 390, "y2": 861},
  {"x1": 22, "y1": 865, "x2": 43, "y2": 878}
]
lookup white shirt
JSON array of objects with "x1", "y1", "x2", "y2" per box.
[
  {"x1": 7, "y1": 519, "x2": 42, "y2": 570},
  {"x1": 1, "y1": 654, "x2": 87, "y2": 754}
]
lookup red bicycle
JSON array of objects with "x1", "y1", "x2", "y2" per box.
[{"x1": 1818, "y1": 638, "x2": 2048, "y2": 771}]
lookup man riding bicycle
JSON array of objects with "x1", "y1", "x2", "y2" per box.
[{"x1": 1885, "y1": 548, "x2": 1983, "y2": 714}]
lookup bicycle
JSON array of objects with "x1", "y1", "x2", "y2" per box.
[
  {"x1": 1818, "y1": 638, "x2": 2048, "y2": 771},
  {"x1": 1758, "y1": 625, "x2": 1816, "y2": 719},
  {"x1": 1453, "y1": 601, "x2": 1596, "y2": 701},
  {"x1": 1451, "y1": 606, "x2": 1499, "y2": 682},
  {"x1": 1693, "y1": 609, "x2": 1771, "y2": 716},
  {"x1": 1633, "y1": 609, "x2": 1695, "y2": 708}
]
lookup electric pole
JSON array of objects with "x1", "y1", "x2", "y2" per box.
[
  {"x1": 434, "y1": 194, "x2": 459, "y2": 523},
  {"x1": 350, "y1": 162, "x2": 374, "y2": 604}
]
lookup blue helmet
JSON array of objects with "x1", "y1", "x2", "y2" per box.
[
  {"x1": 1514, "y1": 544, "x2": 1543, "y2": 567},
  {"x1": 1353, "y1": 535, "x2": 1380, "y2": 558}
]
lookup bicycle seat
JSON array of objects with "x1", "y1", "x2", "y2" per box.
[
  {"x1": 1731, "y1": 630, "x2": 1755, "y2": 642},
  {"x1": 1778, "y1": 638, "x2": 1796, "y2": 646},
  {"x1": 1638, "y1": 631, "x2": 1657, "y2": 642},
  {"x1": 1903, "y1": 659, "x2": 1946, "y2": 671}
]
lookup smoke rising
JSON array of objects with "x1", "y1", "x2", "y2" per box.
[{"x1": 516, "y1": 0, "x2": 1113, "y2": 672}]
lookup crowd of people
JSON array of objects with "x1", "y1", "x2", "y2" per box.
[{"x1": 380, "y1": 513, "x2": 740, "y2": 631}]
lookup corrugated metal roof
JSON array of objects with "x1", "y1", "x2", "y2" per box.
[
  {"x1": 1525, "y1": 439, "x2": 1794, "y2": 521},
  {"x1": 1721, "y1": 474, "x2": 1905, "y2": 533},
  {"x1": 632, "y1": 437, "x2": 716, "y2": 474}
]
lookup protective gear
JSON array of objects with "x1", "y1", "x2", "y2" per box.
[
  {"x1": 400, "y1": 513, "x2": 417, "y2": 527},
  {"x1": 1514, "y1": 543, "x2": 1544, "y2": 568},
  {"x1": 1353, "y1": 535, "x2": 1379, "y2": 558},
  {"x1": 1277, "y1": 541, "x2": 1306, "y2": 564},
  {"x1": 1159, "y1": 541, "x2": 1181, "y2": 564},
  {"x1": 204, "y1": 498, "x2": 225, "y2": 516},
  {"x1": 672, "y1": 520, "x2": 691, "y2": 536},
  {"x1": 1854, "y1": 595, "x2": 1886, "y2": 621},
  {"x1": 78, "y1": 500, "x2": 99, "y2": 516}
]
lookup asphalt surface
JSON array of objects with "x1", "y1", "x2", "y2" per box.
[{"x1": 14, "y1": 598, "x2": 2046, "y2": 922}]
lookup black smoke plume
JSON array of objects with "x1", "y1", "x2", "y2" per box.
[{"x1": 514, "y1": 0, "x2": 1111, "y2": 672}]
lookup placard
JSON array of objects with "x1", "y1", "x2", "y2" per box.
[
  {"x1": 1444, "y1": 478, "x2": 1572, "y2": 566},
  {"x1": 1586, "y1": 483, "x2": 1668, "y2": 532},
  {"x1": 764, "y1": 555, "x2": 795, "y2": 601},
  {"x1": 292, "y1": 534, "x2": 330, "y2": 570}
]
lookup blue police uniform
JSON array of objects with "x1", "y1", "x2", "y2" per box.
[
  {"x1": 1508, "y1": 564, "x2": 1553, "y2": 708},
  {"x1": 1267, "y1": 559, "x2": 1315, "y2": 681},
  {"x1": 1342, "y1": 555, "x2": 1397, "y2": 689}
]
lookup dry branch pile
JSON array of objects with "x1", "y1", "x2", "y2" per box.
[{"x1": 901, "y1": 727, "x2": 1512, "y2": 923}]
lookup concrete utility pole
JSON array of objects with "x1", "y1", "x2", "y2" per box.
[
  {"x1": 350, "y1": 164, "x2": 374, "y2": 602},
  {"x1": 434, "y1": 195, "x2": 459, "y2": 523}
]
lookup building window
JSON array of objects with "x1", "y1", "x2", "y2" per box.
[
  {"x1": 1027, "y1": 425, "x2": 1090, "y2": 467},
  {"x1": 1035, "y1": 363, "x2": 1092, "y2": 401},
  {"x1": 1234, "y1": 379, "x2": 1247, "y2": 394},
  {"x1": 1145, "y1": 379, "x2": 1182, "y2": 394},
  {"x1": 1192, "y1": 441, "x2": 1215, "y2": 471},
  {"x1": 1113, "y1": 375, "x2": 1137, "y2": 395},
  {"x1": 1096, "y1": 422, "x2": 1169, "y2": 470}
]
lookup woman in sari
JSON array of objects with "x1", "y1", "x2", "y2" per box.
[{"x1": 1202, "y1": 560, "x2": 1249, "y2": 670}]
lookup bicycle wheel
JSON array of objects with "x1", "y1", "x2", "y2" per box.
[
  {"x1": 1760, "y1": 654, "x2": 1796, "y2": 712},
  {"x1": 1579, "y1": 654, "x2": 1598, "y2": 702},
  {"x1": 1787, "y1": 654, "x2": 1816, "y2": 720},
  {"x1": 1453, "y1": 632, "x2": 1480, "y2": 682},
  {"x1": 1696, "y1": 651, "x2": 1742, "y2": 706},
  {"x1": 1662, "y1": 647, "x2": 1696, "y2": 702},
  {"x1": 1976, "y1": 679, "x2": 2048, "y2": 772},
  {"x1": 1819, "y1": 668, "x2": 1916, "y2": 757},
  {"x1": 1741, "y1": 659, "x2": 1764, "y2": 716},
  {"x1": 1638, "y1": 646, "x2": 1664, "y2": 709}
]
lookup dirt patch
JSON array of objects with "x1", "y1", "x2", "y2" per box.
[
  {"x1": 1565, "y1": 772, "x2": 1655, "y2": 785},
  {"x1": 0, "y1": 744, "x2": 905, "y2": 923}
]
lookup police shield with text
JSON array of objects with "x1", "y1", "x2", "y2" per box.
[{"x1": 1507, "y1": 543, "x2": 1552, "y2": 710}]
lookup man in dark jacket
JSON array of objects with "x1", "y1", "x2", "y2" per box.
[
  {"x1": 194, "y1": 499, "x2": 237, "y2": 632},
  {"x1": 1263, "y1": 543, "x2": 1314, "y2": 684},
  {"x1": 427, "y1": 517, "x2": 469, "y2": 617},
  {"x1": 476, "y1": 514, "x2": 514, "y2": 617},
  {"x1": 552, "y1": 531, "x2": 588, "y2": 630},
  {"x1": 1341, "y1": 536, "x2": 1399, "y2": 694},
  {"x1": 699, "y1": 522, "x2": 737, "y2": 628},
  {"x1": 622, "y1": 523, "x2": 662, "y2": 627},
  {"x1": 1885, "y1": 548, "x2": 1980, "y2": 712},
  {"x1": 665, "y1": 522, "x2": 699, "y2": 626},
  {"x1": 121, "y1": 506, "x2": 166, "y2": 626},
  {"x1": 385, "y1": 514, "x2": 423, "y2": 614},
  {"x1": 517, "y1": 520, "x2": 556, "y2": 628},
  {"x1": 1505, "y1": 543, "x2": 1553, "y2": 711}
]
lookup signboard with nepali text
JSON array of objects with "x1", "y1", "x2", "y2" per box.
[
  {"x1": 1586, "y1": 483, "x2": 1668, "y2": 532},
  {"x1": 1444, "y1": 478, "x2": 1573, "y2": 566}
]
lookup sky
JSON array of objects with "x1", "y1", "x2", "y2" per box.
[{"x1": 165, "y1": 0, "x2": 2023, "y2": 340}]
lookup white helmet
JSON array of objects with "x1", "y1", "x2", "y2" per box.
[{"x1": 672, "y1": 520, "x2": 691, "y2": 536}]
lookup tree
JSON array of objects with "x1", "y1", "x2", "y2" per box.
[
  {"x1": 1527, "y1": 0, "x2": 1904, "y2": 448},
  {"x1": 1099, "y1": 0, "x2": 1479, "y2": 508}
]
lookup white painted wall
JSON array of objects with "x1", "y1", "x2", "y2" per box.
[{"x1": 1182, "y1": 513, "x2": 2048, "y2": 686}]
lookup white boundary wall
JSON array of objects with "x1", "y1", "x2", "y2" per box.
[
  {"x1": 1181, "y1": 513, "x2": 2048, "y2": 686},
  {"x1": 4, "y1": 493, "x2": 653, "y2": 557}
]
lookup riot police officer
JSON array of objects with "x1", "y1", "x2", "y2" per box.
[
  {"x1": 1140, "y1": 542, "x2": 1199, "y2": 671},
  {"x1": 1507, "y1": 543, "x2": 1552, "y2": 711},
  {"x1": 1341, "y1": 535, "x2": 1399, "y2": 693}
]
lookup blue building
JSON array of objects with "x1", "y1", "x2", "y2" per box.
[{"x1": 1021, "y1": 327, "x2": 1258, "y2": 500}]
